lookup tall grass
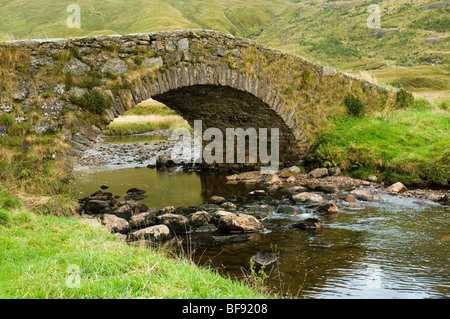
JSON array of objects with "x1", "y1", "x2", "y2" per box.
[
  {"x1": 103, "y1": 115, "x2": 190, "y2": 135},
  {"x1": 0, "y1": 187, "x2": 269, "y2": 299},
  {"x1": 312, "y1": 105, "x2": 450, "y2": 186},
  {"x1": 103, "y1": 100, "x2": 191, "y2": 135}
]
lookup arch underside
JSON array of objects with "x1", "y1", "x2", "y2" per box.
[{"x1": 151, "y1": 84, "x2": 301, "y2": 166}]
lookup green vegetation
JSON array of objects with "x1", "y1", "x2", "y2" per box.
[
  {"x1": 103, "y1": 100, "x2": 191, "y2": 135},
  {"x1": 299, "y1": 37, "x2": 361, "y2": 58},
  {"x1": 69, "y1": 91, "x2": 113, "y2": 115},
  {"x1": 0, "y1": 0, "x2": 448, "y2": 299},
  {"x1": 0, "y1": 187, "x2": 269, "y2": 298},
  {"x1": 344, "y1": 95, "x2": 367, "y2": 117},
  {"x1": 103, "y1": 115, "x2": 191, "y2": 136},
  {"x1": 313, "y1": 105, "x2": 450, "y2": 186}
]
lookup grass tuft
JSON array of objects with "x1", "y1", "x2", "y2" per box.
[{"x1": 312, "y1": 105, "x2": 450, "y2": 186}]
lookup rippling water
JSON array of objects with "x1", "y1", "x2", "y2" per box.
[{"x1": 73, "y1": 138, "x2": 449, "y2": 299}]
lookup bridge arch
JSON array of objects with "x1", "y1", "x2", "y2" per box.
[
  {"x1": 0, "y1": 30, "x2": 395, "y2": 169},
  {"x1": 107, "y1": 63, "x2": 302, "y2": 166}
]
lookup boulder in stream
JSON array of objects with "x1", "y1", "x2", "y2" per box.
[
  {"x1": 102, "y1": 214, "x2": 131, "y2": 234},
  {"x1": 216, "y1": 211, "x2": 265, "y2": 233},
  {"x1": 314, "y1": 201, "x2": 339, "y2": 214},
  {"x1": 385, "y1": 182, "x2": 407, "y2": 194},
  {"x1": 157, "y1": 213, "x2": 190, "y2": 234},
  {"x1": 131, "y1": 225, "x2": 172, "y2": 242},
  {"x1": 350, "y1": 189, "x2": 382, "y2": 201},
  {"x1": 308, "y1": 168, "x2": 329, "y2": 179},
  {"x1": 251, "y1": 250, "x2": 278, "y2": 266},
  {"x1": 189, "y1": 211, "x2": 212, "y2": 229},
  {"x1": 130, "y1": 211, "x2": 156, "y2": 229},
  {"x1": 293, "y1": 217, "x2": 324, "y2": 229},
  {"x1": 113, "y1": 205, "x2": 133, "y2": 220},
  {"x1": 292, "y1": 192, "x2": 324, "y2": 204}
]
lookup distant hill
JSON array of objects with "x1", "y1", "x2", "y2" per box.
[{"x1": 0, "y1": 0, "x2": 448, "y2": 99}]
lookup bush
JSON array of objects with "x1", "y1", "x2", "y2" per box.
[
  {"x1": 437, "y1": 100, "x2": 449, "y2": 110},
  {"x1": 69, "y1": 91, "x2": 112, "y2": 115},
  {"x1": 344, "y1": 95, "x2": 366, "y2": 117},
  {"x1": 0, "y1": 113, "x2": 14, "y2": 126},
  {"x1": 396, "y1": 88, "x2": 415, "y2": 108},
  {"x1": 413, "y1": 97, "x2": 432, "y2": 110},
  {"x1": 79, "y1": 71, "x2": 103, "y2": 89}
]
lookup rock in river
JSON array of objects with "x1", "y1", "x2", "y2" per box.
[
  {"x1": 251, "y1": 250, "x2": 278, "y2": 266},
  {"x1": 308, "y1": 168, "x2": 329, "y2": 179},
  {"x1": 314, "y1": 201, "x2": 339, "y2": 214},
  {"x1": 102, "y1": 214, "x2": 131, "y2": 234},
  {"x1": 280, "y1": 166, "x2": 301, "y2": 178},
  {"x1": 113, "y1": 205, "x2": 134, "y2": 220},
  {"x1": 216, "y1": 211, "x2": 265, "y2": 233},
  {"x1": 292, "y1": 192, "x2": 324, "y2": 204},
  {"x1": 130, "y1": 211, "x2": 156, "y2": 229},
  {"x1": 350, "y1": 189, "x2": 382, "y2": 201},
  {"x1": 189, "y1": 211, "x2": 212, "y2": 229},
  {"x1": 157, "y1": 213, "x2": 190, "y2": 234},
  {"x1": 131, "y1": 225, "x2": 172, "y2": 242},
  {"x1": 385, "y1": 182, "x2": 407, "y2": 194},
  {"x1": 293, "y1": 217, "x2": 324, "y2": 229}
]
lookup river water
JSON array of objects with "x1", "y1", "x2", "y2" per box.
[{"x1": 73, "y1": 135, "x2": 450, "y2": 299}]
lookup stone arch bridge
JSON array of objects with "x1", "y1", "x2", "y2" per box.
[{"x1": 0, "y1": 29, "x2": 395, "y2": 169}]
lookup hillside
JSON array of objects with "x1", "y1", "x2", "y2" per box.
[{"x1": 0, "y1": 0, "x2": 448, "y2": 99}]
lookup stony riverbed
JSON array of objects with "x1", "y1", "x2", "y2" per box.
[{"x1": 73, "y1": 133, "x2": 450, "y2": 298}]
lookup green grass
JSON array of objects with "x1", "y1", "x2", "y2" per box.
[
  {"x1": 0, "y1": 187, "x2": 269, "y2": 299},
  {"x1": 312, "y1": 105, "x2": 450, "y2": 186},
  {"x1": 0, "y1": 0, "x2": 448, "y2": 100},
  {"x1": 123, "y1": 101, "x2": 179, "y2": 116},
  {"x1": 103, "y1": 100, "x2": 192, "y2": 135},
  {"x1": 103, "y1": 116, "x2": 191, "y2": 136}
]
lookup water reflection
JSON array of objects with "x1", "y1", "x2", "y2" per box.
[
  {"x1": 73, "y1": 167, "x2": 259, "y2": 210},
  {"x1": 102, "y1": 134, "x2": 168, "y2": 144},
  {"x1": 73, "y1": 141, "x2": 450, "y2": 299}
]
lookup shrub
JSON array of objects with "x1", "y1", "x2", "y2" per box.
[
  {"x1": 0, "y1": 113, "x2": 14, "y2": 126},
  {"x1": 69, "y1": 91, "x2": 112, "y2": 115},
  {"x1": 413, "y1": 97, "x2": 432, "y2": 110},
  {"x1": 396, "y1": 88, "x2": 415, "y2": 108},
  {"x1": 344, "y1": 95, "x2": 366, "y2": 117},
  {"x1": 79, "y1": 71, "x2": 103, "y2": 89},
  {"x1": 437, "y1": 100, "x2": 449, "y2": 110},
  {"x1": 387, "y1": 80, "x2": 403, "y2": 89}
]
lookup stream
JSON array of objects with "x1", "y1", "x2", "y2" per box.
[{"x1": 73, "y1": 133, "x2": 450, "y2": 299}]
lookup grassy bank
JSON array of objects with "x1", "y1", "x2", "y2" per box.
[
  {"x1": 0, "y1": 187, "x2": 269, "y2": 299},
  {"x1": 312, "y1": 101, "x2": 449, "y2": 187},
  {"x1": 103, "y1": 100, "x2": 191, "y2": 136}
]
